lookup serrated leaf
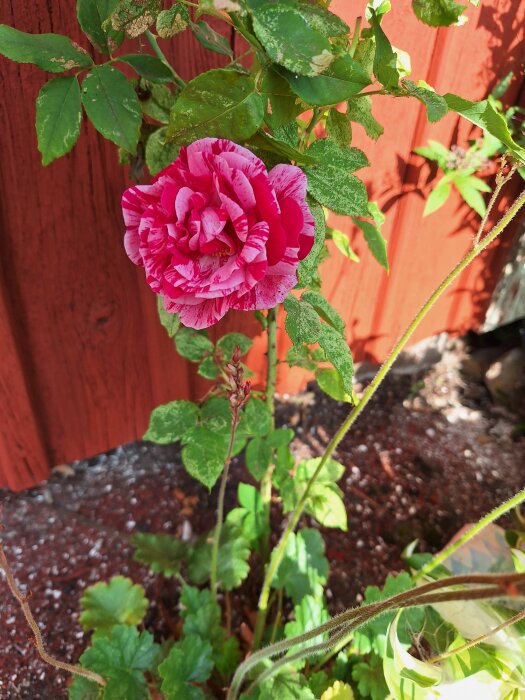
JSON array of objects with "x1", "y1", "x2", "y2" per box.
[
  {"x1": 156, "y1": 3, "x2": 190, "y2": 38},
  {"x1": 105, "y1": 0, "x2": 161, "y2": 37},
  {"x1": 252, "y1": 4, "x2": 334, "y2": 77},
  {"x1": 302, "y1": 290, "x2": 345, "y2": 333},
  {"x1": 36, "y1": 76, "x2": 82, "y2": 165},
  {"x1": 0, "y1": 25, "x2": 93, "y2": 72},
  {"x1": 320, "y1": 681, "x2": 355, "y2": 700},
  {"x1": 286, "y1": 344, "x2": 318, "y2": 371},
  {"x1": 298, "y1": 198, "x2": 326, "y2": 286},
  {"x1": 79, "y1": 625, "x2": 159, "y2": 700},
  {"x1": 316, "y1": 367, "x2": 353, "y2": 403},
  {"x1": 226, "y1": 482, "x2": 269, "y2": 545},
  {"x1": 158, "y1": 634, "x2": 213, "y2": 699},
  {"x1": 198, "y1": 356, "x2": 219, "y2": 379},
  {"x1": 157, "y1": 296, "x2": 180, "y2": 337},
  {"x1": 369, "y1": 9, "x2": 400, "y2": 88},
  {"x1": 81, "y1": 65, "x2": 141, "y2": 152},
  {"x1": 144, "y1": 400, "x2": 199, "y2": 444},
  {"x1": 272, "y1": 528, "x2": 328, "y2": 604},
  {"x1": 326, "y1": 108, "x2": 352, "y2": 147},
  {"x1": 216, "y1": 332, "x2": 253, "y2": 358},
  {"x1": 424, "y1": 175, "x2": 452, "y2": 216},
  {"x1": 132, "y1": 533, "x2": 187, "y2": 577},
  {"x1": 284, "y1": 595, "x2": 329, "y2": 666},
  {"x1": 68, "y1": 674, "x2": 103, "y2": 700},
  {"x1": 258, "y1": 670, "x2": 316, "y2": 700},
  {"x1": 175, "y1": 327, "x2": 214, "y2": 361},
  {"x1": 280, "y1": 54, "x2": 370, "y2": 106},
  {"x1": 284, "y1": 295, "x2": 322, "y2": 345},
  {"x1": 80, "y1": 576, "x2": 148, "y2": 634},
  {"x1": 305, "y1": 139, "x2": 369, "y2": 217},
  {"x1": 167, "y1": 69, "x2": 264, "y2": 144},
  {"x1": 191, "y1": 20, "x2": 233, "y2": 58},
  {"x1": 261, "y1": 67, "x2": 302, "y2": 130},
  {"x1": 182, "y1": 426, "x2": 228, "y2": 489},
  {"x1": 248, "y1": 129, "x2": 319, "y2": 166},
  {"x1": 187, "y1": 524, "x2": 251, "y2": 589},
  {"x1": 454, "y1": 174, "x2": 487, "y2": 216},
  {"x1": 412, "y1": 0, "x2": 466, "y2": 27},
  {"x1": 352, "y1": 654, "x2": 389, "y2": 700},
  {"x1": 296, "y1": 3, "x2": 349, "y2": 37},
  {"x1": 76, "y1": 0, "x2": 123, "y2": 54},
  {"x1": 403, "y1": 80, "x2": 448, "y2": 122},
  {"x1": 346, "y1": 95, "x2": 384, "y2": 140},
  {"x1": 317, "y1": 324, "x2": 353, "y2": 393},
  {"x1": 119, "y1": 54, "x2": 173, "y2": 83},
  {"x1": 354, "y1": 219, "x2": 388, "y2": 270},
  {"x1": 244, "y1": 397, "x2": 272, "y2": 437},
  {"x1": 146, "y1": 127, "x2": 180, "y2": 175},
  {"x1": 245, "y1": 436, "x2": 272, "y2": 480}
]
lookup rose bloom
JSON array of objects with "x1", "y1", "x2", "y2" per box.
[{"x1": 122, "y1": 138, "x2": 314, "y2": 329}]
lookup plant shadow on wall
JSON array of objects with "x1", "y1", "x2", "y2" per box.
[{"x1": 1, "y1": 1, "x2": 525, "y2": 699}]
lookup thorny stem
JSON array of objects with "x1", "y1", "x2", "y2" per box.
[
  {"x1": 229, "y1": 572, "x2": 525, "y2": 699},
  {"x1": 415, "y1": 487, "x2": 525, "y2": 582},
  {"x1": 250, "y1": 187, "x2": 525, "y2": 650},
  {"x1": 474, "y1": 157, "x2": 517, "y2": 246},
  {"x1": 144, "y1": 30, "x2": 186, "y2": 88},
  {"x1": 428, "y1": 607, "x2": 525, "y2": 664},
  {"x1": 210, "y1": 406, "x2": 241, "y2": 604},
  {"x1": 0, "y1": 543, "x2": 107, "y2": 688}
]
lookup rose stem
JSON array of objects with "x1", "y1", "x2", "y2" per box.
[{"x1": 250, "y1": 185, "x2": 525, "y2": 650}]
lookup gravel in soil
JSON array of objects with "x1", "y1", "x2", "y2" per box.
[{"x1": 0, "y1": 338, "x2": 524, "y2": 699}]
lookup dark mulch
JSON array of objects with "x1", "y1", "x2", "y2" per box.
[{"x1": 1, "y1": 338, "x2": 524, "y2": 699}]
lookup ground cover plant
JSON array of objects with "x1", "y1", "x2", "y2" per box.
[{"x1": 0, "y1": 0, "x2": 525, "y2": 698}]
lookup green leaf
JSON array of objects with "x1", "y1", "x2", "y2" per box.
[
  {"x1": 353, "y1": 219, "x2": 388, "y2": 270},
  {"x1": 140, "y1": 83, "x2": 174, "y2": 124},
  {"x1": 157, "y1": 296, "x2": 180, "y2": 337},
  {"x1": 245, "y1": 436, "x2": 272, "y2": 480},
  {"x1": 105, "y1": 0, "x2": 161, "y2": 37},
  {"x1": 267, "y1": 427, "x2": 294, "y2": 448},
  {"x1": 444, "y1": 93, "x2": 525, "y2": 162},
  {"x1": 316, "y1": 367, "x2": 353, "y2": 402},
  {"x1": 156, "y1": 4, "x2": 190, "y2": 38},
  {"x1": 248, "y1": 130, "x2": 319, "y2": 166},
  {"x1": 424, "y1": 175, "x2": 452, "y2": 216},
  {"x1": 216, "y1": 332, "x2": 253, "y2": 358},
  {"x1": 317, "y1": 324, "x2": 353, "y2": 393},
  {"x1": 175, "y1": 327, "x2": 214, "y2": 361},
  {"x1": 81, "y1": 65, "x2": 142, "y2": 152},
  {"x1": 412, "y1": 0, "x2": 466, "y2": 27},
  {"x1": 296, "y1": 456, "x2": 345, "y2": 483},
  {"x1": 131, "y1": 533, "x2": 187, "y2": 577},
  {"x1": 179, "y1": 585, "x2": 222, "y2": 639},
  {"x1": 284, "y1": 295, "x2": 322, "y2": 345},
  {"x1": 326, "y1": 108, "x2": 352, "y2": 147},
  {"x1": 252, "y1": 4, "x2": 334, "y2": 77},
  {"x1": 272, "y1": 528, "x2": 329, "y2": 604},
  {"x1": 320, "y1": 681, "x2": 355, "y2": 700},
  {"x1": 146, "y1": 127, "x2": 180, "y2": 175},
  {"x1": 197, "y1": 355, "x2": 219, "y2": 379},
  {"x1": 330, "y1": 228, "x2": 360, "y2": 261},
  {"x1": 261, "y1": 67, "x2": 302, "y2": 130},
  {"x1": 79, "y1": 576, "x2": 148, "y2": 635},
  {"x1": 191, "y1": 20, "x2": 233, "y2": 58},
  {"x1": 226, "y1": 482, "x2": 269, "y2": 545},
  {"x1": 119, "y1": 54, "x2": 173, "y2": 83},
  {"x1": 346, "y1": 95, "x2": 384, "y2": 140},
  {"x1": 352, "y1": 654, "x2": 389, "y2": 700},
  {"x1": 306, "y1": 481, "x2": 348, "y2": 530},
  {"x1": 298, "y1": 198, "x2": 326, "y2": 286},
  {"x1": 68, "y1": 674, "x2": 103, "y2": 700},
  {"x1": 158, "y1": 635, "x2": 213, "y2": 700},
  {"x1": 369, "y1": 9, "x2": 400, "y2": 88},
  {"x1": 35, "y1": 76, "x2": 82, "y2": 165},
  {"x1": 284, "y1": 594, "x2": 330, "y2": 666},
  {"x1": 187, "y1": 524, "x2": 251, "y2": 589},
  {"x1": 295, "y1": 3, "x2": 349, "y2": 37},
  {"x1": 167, "y1": 69, "x2": 264, "y2": 145},
  {"x1": 79, "y1": 625, "x2": 159, "y2": 700},
  {"x1": 286, "y1": 344, "x2": 318, "y2": 371},
  {"x1": 144, "y1": 400, "x2": 199, "y2": 444},
  {"x1": 76, "y1": 0, "x2": 123, "y2": 54},
  {"x1": 181, "y1": 427, "x2": 228, "y2": 489},
  {"x1": 0, "y1": 25, "x2": 93, "y2": 72},
  {"x1": 305, "y1": 139, "x2": 369, "y2": 217},
  {"x1": 244, "y1": 397, "x2": 272, "y2": 437},
  {"x1": 258, "y1": 670, "x2": 316, "y2": 700},
  {"x1": 454, "y1": 174, "x2": 487, "y2": 216},
  {"x1": 302, "y1": 290, "x2": 345, "y2": 333},
  {"x1": 403, "y1": 80, "x2": 448, "y2": 122},
  {"x1": 280, "y1": 54, "x2": 371, "y2": 106}
]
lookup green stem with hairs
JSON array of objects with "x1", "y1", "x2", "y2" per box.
[
  {"x1": 250, "y1": 188, "x2": 525, "y2": 650},
  {"x1": 144, "y1": 30, "x2": 186, "y2": 88}
]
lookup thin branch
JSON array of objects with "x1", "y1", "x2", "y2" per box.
[{"x1": 0, "y1": 543, "x2": 106, "y2": 688}]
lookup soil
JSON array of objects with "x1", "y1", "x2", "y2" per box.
[{"x1": 0, "y1": 336, "x2": 524, "y2": 699}]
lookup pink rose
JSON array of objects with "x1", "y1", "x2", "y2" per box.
[{"x1": 122, "y1": 138, "x2": 314, "y2": 329}]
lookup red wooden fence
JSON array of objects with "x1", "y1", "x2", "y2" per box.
[{"x1": 0, "y1": 0, "x2": 523, "y2": 490}]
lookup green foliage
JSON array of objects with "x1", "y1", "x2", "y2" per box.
[
  {"x1": 191, "y1": 20, "x2": 233, "y2": 58},
  {"x1": 76, "y1": 625, "x2": 159, "y2": 699},
  {"x1": 271, "y1": 528, "x2": 329, "y2": 604},
  {"x1": 144, "y1": 400, "x2": 199, "y2": 444},
  {"x1": 167, "y1": 69, "x2": 264, "y2": 145},
  {"x1": 0, "y1": 25, "x2": 93, "y2": 72},
  {"x1": 81, "y1": 65, "x2": 142, "y2": 152},
  {"x1": 158, "y1": 635, "x2": 213, "y2": 699},
  {"x1": 368, "y1": 8, "x2": 400, "y2": 89},
  {"x1": 316, "y1": 368, "x2": 353, "y2": 403},
  {"x1": 216, "y1": 332, "x2": 253, "y2": 358},
  {"x1": 36, "y1": 77, "x2": 82, "y2": 165},
  {"x1": 284, "y1": 594, "x2": 330, "y2": 665},
  {"x1": 298, "y1": 198, "x2": 326, "y2": 287},
  {"x1": 261, "y1": 68, "x2": 303, "y2": 130},
  {"x1": 156, "y1": 296, "x2": 181, "y2": 338},
  {"x1": 188, "y1": 524, "x2": 251, "y2": 590},
  {"x1": 257, "y1": 670, "x2": 316, "y2": 700},
  {"x1": 76, "y1": 0, "x2": 123, "y2": 54},
  {"x1": 346, "y1": 96, "x2": 384, "y2": 140},
  {"x1": 131, "y1": 532, "x2": 187, "y2": 577},
  {"x1": 353, "y1": 218, "x2": 388, "y2": 271},
  {"x1": 412, "y1": 0, "x2": 466, "y2": 27},
  {"x1": 226, "y1": 483, "x2": 269, "y2": 546},
  {"x1": 79, "y1": 576, "x2": 148, "y2": 635},
  {"x1": 118, "y1": 54, "x2": 173, "y2": 83},
  {"x1": 326, "y1": 108, "x2": 352, "y2": 148},
  {"x1": 156, "y1": 4, "x2": 190, "y2": 38},
  {"x1": 175, "y1": 327, "x2": 214, "y2": 362},
  {"x1": 104, "y1": 0, "x2": 161, "y2": 38},
  {"x1": 402, "y1": 80, "x2": 448, "y2": 123},
  {"x1": 351, "y1": 653, "x2": 389, "y2": 700}
]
